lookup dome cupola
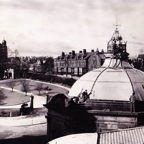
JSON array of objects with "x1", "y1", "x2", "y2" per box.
[{"x1": 107, "y1": 26, "x2": 127, "y2": 59}]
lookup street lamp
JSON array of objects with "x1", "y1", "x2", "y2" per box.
[
  {"x1": 46, "y1": 90, "x2": 49, "y2": 104},
  {"x1": 30, "y1": 93, "x2": 34, "y2": 109}
]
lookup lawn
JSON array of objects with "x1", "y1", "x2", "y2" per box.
[
  {"x1": 1, "y1": 89, "x2": 29, "y2": 106},
  {"x1": 0, "y1": 79, "x2": 69, "y2": 106}
]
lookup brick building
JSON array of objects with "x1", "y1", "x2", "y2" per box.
[
  {"x1": 0, "y1": 40, "x2": 8, "y2": 78},
  {"x1": 54, "y1": 49, "x2": 105, "y2": 76},
  {"x1": 0, "y1": 40, "x2": 7, "y2": 62}
]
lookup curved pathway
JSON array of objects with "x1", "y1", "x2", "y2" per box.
[
  {"x1": 0, "y1": 79, "x2": 70, "y2": 109},
  {"x1": 27, "y1": 79, "x2": 70, "y2": 90}
]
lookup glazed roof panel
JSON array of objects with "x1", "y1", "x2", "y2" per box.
[
  {"x1": 91, "y1": 82, "x2": 132, "y2": 100},
  {"x1": 68, "y1": 58, "x2": 144, "y2": 101}
]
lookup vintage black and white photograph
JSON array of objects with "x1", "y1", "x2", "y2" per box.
[{"x1": 0, "y1": 0, "x2": 144, "y2": 144}]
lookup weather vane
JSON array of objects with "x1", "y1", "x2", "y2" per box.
[{"x1": 113, "y1": 20, "x2": 121, "y2": 30}]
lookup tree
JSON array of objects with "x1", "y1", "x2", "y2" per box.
[
  {"x1": 8, "y1": 48, "x2": 19, "y2": 57},
  {"x1": 6, "y1": 80, "x2": 17, "y2": 92},
  {"x1": 20, "y1": 79, "x2": 30, "y2": 96},
  {"x1": 0, "y1": 88, "x2": 6, "y2": 104},
  {"x1": 44, "y1": 57, "x2": 54, "y2": 74},
  {"x1": 35, "y1": 83, "x2": 43, "y2": 95}
]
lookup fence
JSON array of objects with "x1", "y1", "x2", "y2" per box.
[{"x1": 0, "y1": 111, "x2": 21, "y2": 117}]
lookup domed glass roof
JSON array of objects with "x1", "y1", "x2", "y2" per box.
[
  {"x1": 68, "y1": 28, "x2": 144, "y2": 101},
  {"x1": 68, "y1": 57, "x2": 144, "y2": 101}
]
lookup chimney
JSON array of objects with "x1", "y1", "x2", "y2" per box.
[
  {"x1": 72, "y1": 50, "x2": 75, "y2": 56},
  {"x1": 61, "y1": 51, "x2": 65, "y2": 57},
  {"x1": 83, "y1": 49, "x2": 87, "y2": 54},
  {"x1": 96, "y1": 48, "x2": 99, "y2": 54},
  {"x1": 101, "y1": 49, "x2": 104, "y2": 54}
]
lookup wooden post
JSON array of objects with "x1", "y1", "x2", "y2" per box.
[{"x1": 10, "y1": 112, "x2": 12, "y2": 117}]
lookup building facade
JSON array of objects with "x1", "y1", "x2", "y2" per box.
[
  {"x1": 0, "y1": 40, "x2": 8, "y2": 79},
  {"x1": 0, "y1": 40, "x2": 7, "y2": 62},
  {"x1": 45, "y1": 27, "x2": 144, "y2": 143},
  {"x1": 54, "y1": 49, "x2": 105, "y2": 76}
]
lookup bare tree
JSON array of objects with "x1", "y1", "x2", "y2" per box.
[
  {"x1": 35, "y1": 83, "x2": 43, "y2": 95},
  {"x1": 7, "y1": 47, "x2": 13, "y2": 57},
  {"x1": 6, "y1": 80, "x2": 17, "y2": 92},
  {"x1": 14, "y1": 49, "x2": 19, "y2": 57},
  {"x1": 8, "y1": 48, "x2": 19, "y2": 57},
  {"x1": 20, "y1": 79, "x2": 30, "y2": 96}
]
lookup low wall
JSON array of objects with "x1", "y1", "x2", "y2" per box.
[
  {"x1": 44, "y1": 96, "x2": 139, "y2": 142},
  {"x1": 80, "y1": 99, "x2": 131, "y2": 112},
  {"x1": 0, "y1": 109, "x2": 21, "y2": 117},
  {"x1": 46, "y1": 109, "x2": 138, "y2": 141}
]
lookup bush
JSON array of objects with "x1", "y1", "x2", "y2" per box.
[{"x1": 31, "y1": 74, "x2": 76, "y2": 87}]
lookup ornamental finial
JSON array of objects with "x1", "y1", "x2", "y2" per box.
[{"x1": 113, "y1": 20, "x2": 121, "y2": 30}]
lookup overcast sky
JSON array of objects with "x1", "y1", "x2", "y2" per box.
[{"x1": 0, "y1": 0, "x2": 144, "y2": 58}]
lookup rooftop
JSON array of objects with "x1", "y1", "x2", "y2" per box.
[{"x1": 48, "y1": 126, "x2": 144, "y2": 144}]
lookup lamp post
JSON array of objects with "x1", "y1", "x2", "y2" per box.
[
  {"x1": 30, "y1": 93, "x2": 34, "y2": 109},
  {"x1": 46, "y1": 90, "x2": 49, "y2": 104}
]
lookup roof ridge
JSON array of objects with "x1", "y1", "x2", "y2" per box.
[{"x1": 100, "y1": 125, "x2": 144, "y2": 134}]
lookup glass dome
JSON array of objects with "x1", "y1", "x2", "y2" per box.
[{"x1": 68, "y1": 57, "x2": 144, "y2": 101}]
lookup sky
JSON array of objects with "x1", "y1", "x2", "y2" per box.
[{"x1": 0, "y1": 0, "x2": 144, "y2": 58}]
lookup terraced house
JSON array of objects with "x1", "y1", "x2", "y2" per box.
[{"x1": 54, "y1": 49, "x2": 105, "y2": 76}]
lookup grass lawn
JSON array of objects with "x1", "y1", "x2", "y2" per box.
[
  {"x1": 0, "y1": 79, "x2": 69, "y2": 106},
  {"x1": 1, "y1": 79, "x2": 69, "y2": 96},
  {"x1": 0, "y1": 89, "x2": 30, "y2": 106}
]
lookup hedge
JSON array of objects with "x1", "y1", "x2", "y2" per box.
[{"x1": 31, "y1": 74, "x2": 76, "y2": 87}]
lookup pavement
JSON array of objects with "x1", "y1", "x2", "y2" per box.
[
  {"x1": 27, "y1": 79, "x2": 70, "y2": 91},
  {"x1": 0, "y1": 123, "x2": 47, "y2": 139},
  {"x1": 0, "y1": 123, "x2": 47, "y2": 144},
  {"x1": 0, "y1": 115, "x2": 47, "y2": 126}
]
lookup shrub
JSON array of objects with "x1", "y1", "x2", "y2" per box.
[{"x1": 31, "y1": 74, "x2": 76, "y2": 87}]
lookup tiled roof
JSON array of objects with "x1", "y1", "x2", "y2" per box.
[
  {"x1": 99, "y1": 54, "x2": 105, "y2": 59},
  {"x1": 83, "y1": 52, "x2": 91, "y2": 59},
  {"x1": 99, "y1": 126, "x2": 144, "y2": 144},
  {"x1": 55, "y1": 52, "x2": 105, "y2": 61}
]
